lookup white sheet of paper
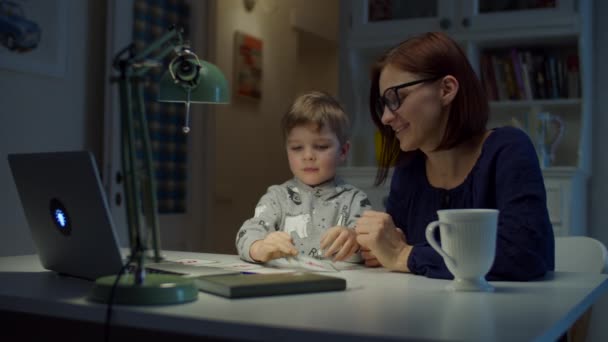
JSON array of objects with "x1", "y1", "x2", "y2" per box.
[
  {"x1": 174, "y1": 259, "x2": 218, "y2": 266},
  {"x1": 248, "y1": 268, "x2": 295, "y2": 274},
  {"x1": 222, "y1": 262, "x2": 264, "y2": 271},
  {"x1": 267, "y1": 255, "x2": 339, "y2": 272}
]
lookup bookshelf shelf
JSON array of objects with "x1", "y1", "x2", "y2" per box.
[
  {"x1": 338, "y1": 0, "x2": 592, "y2": 236},
  {"x1": 489, "y1": 98, "x2": 581, "y2": 109}
]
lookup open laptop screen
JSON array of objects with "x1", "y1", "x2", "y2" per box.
[{"x1": 8, "y1": 151, "x2": 125, "y2": 280}]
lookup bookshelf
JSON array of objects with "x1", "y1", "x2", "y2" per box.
[
  {"x1": 480, "y1": 48, "x2": 580, "y2": 102},
  {"x1": 337, "y1": 0, "x2": 592, "y2": 236}
]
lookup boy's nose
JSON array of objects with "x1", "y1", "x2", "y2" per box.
[{"x1": 303, "y1": 149, "x2": 315, "y2": 160}]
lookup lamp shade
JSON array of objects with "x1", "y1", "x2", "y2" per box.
[{"x1": 158, "y1": 59, "x2": 230, "y2": 104}]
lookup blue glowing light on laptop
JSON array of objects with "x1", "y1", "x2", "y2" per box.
[
  {"x1": 49, "y1": 198, "x2": 71, "y2": 235},
  {"x1": 54, "y1": 209, "x2": 67, "y2": 228}
]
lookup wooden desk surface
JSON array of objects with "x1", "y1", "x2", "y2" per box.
[{"x1": 1, "y1": 251, "x2": 607, "y2": 341}]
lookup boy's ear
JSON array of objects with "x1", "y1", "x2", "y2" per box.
[
  {"x1": 339, "y1": 141, "x2": 350, "y2": 162},
  {"x1": 440, "y1": 75, "x2": 459, "y2": 106}
]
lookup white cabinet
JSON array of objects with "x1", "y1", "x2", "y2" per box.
[
  {"x1": 338, "y1": 0, "x2": 592, "y2": 236},
  {"x1": 347, "y1": 0, "x2": 579, "y2": 48},
  {"x1": 348, "y1": 0, "x2": 457, "y2": 47},
  {"x1": 460, "y1": 0, "x2": 577, "y2": 33},
  {"x1": 338, "y1": 167, "x2": 391, "y2": 211},
  {"x1": 543, "y1": 167, "x2": 586, "y2": 236}
]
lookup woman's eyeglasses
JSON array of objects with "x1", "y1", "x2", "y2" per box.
[{"x1": 375, "y1": 76, "x2": 443, "y2": 118}]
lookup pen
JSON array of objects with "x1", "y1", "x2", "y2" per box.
[
  {"x1": 318, "y1": 213, "x2": 346, "y2": 259},
  {"x1": 336, "y1": 213, "x2": 345, "y2": 227}
]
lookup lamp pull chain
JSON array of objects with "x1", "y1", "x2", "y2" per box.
[{"x1": 182, "y1": 88, "x2": 191, "y2": 134}]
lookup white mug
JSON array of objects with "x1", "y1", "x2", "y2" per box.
[{"x1": 425, "y1": 209, "x2": 499, "y2": 292}]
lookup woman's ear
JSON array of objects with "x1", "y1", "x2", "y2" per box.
[
  {"x1": 440, "y1": 75, "x2": 459, "y2": 106},
  {"x1": 339, "y1": 141, "x2": 351, "y2": 163}
]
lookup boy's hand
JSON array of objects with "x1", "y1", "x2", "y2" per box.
[
  {"x1": 249, "y1": 232, "x2": 298, "y2": 263},
  {"x1": 320, "y1": 226, "x2": 360, "y2": 262}
]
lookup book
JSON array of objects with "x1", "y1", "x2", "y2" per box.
[
  {"x1": 567, "y1": 54, "x2": 580, "y2": 98},
  {"x1": 480, "y1": 53, "x2": 498, "y2": 100},
  {"x1": 521, "y1": 51, "x2": 535, "y2": 99},
  {"x1": 193, "y1": 272, "x2": 347, "y2": 298},
  {"x1": 491, "y1": 55, "x2": 508, "y2": 101},
  {"x1": 502, "y1": 56, "x2": 518, "y2": 100},
  {"x1": 510, "y1": 48, "x2": 526, "y2": 100},
  {"x1": 533, "y1": 54, "x2": 547, "y2": 99}
]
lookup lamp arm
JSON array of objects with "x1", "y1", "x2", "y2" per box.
[
  {"x1": 123, "y1": 75, "x2": 156, "y2": 282},
  {"x1": 130, "y1": 26, "x2": 184, "y2": 67},
  {"x1": 113, "y1": 26, "x2": 185, "y2": 79},
  {"x1": 118, "y1": 75, "x2": 142, "y2": 258},
  {"x1": 114, "y1": 26, "x2": 188, "y2": 275},
  {"x1": 133, "y1": 80, "x2": 162, "y2": 262},
  {"x1": 133, "y1": 44, "x2": 177, "y2": 78}
]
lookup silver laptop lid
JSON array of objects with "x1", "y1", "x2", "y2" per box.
[{"x1": 8, "y1": 151, "x2": 124, "y2": 280}]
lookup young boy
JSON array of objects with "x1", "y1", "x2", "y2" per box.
[{"x1": 235, "y1": 91, "x2": 372, "y2": 264}]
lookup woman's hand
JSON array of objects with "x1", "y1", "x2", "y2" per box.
[
  {"x1": 359, "y1": 229, "x2": 405, "y2": 267},
  {"x1": 360, "y1": 247, "x2": 381, "y2": 267},
  {"x1": 355, "y1": 210, "x2": 412, "y2": 272},
  {"x1": 249, "y1": 232, "x2": 298, "y2": 262},
  {"x1": 320, "y1": 226, "x2": 360, "y2": 262}
]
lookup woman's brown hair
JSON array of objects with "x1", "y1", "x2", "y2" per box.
[{"x1": 369, "y1": 32, "x2": 489, "y2": 185}]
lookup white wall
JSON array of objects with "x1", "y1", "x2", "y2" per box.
[
  {"x1": 292, "y1": 0, "x2": 339, "y2": 97},
  {"x1": 295, "y1": 30, "x2": 339, "y2": 97},
  {"x1": 0, "y1": 1, "x2": 106, "y2": 256},
  {"x1": 203, "y1": 0, "x2": 340, "y2": 253}
]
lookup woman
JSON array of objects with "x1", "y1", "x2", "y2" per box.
[{"x1": 355, "y1": 32, "x2": 554, "y2": 280}]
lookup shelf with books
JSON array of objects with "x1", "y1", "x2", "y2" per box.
[
  {"x1": 479, "y1": 46, "x2": 580, "y2": 102},
  {"x1": 489, "y1": 98, "x2": 581, "y2": 109},
  {"x1": 475, "y1": 38, "x2": 588, "y2": 171}
]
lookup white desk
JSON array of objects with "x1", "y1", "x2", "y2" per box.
[{"x1": 1, "y1": 251, "x2": 607, "y2": 341}]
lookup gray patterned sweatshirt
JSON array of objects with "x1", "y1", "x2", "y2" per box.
[{"x1": 236, "y1": 177, "x2": 372, "y2": 262}]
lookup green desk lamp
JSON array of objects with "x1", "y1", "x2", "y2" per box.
[{"x1": 89, "y1": 27, "x2": 229, "y2": 305}]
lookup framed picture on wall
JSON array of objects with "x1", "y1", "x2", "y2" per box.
[
  {"x1": 0, "y1": 0, "x2": 68, "y2": 78},
  {"x1": 234, "y1": 31, "x2": 262, "y2": 100}
]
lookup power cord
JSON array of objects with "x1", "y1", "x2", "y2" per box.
[{"x1": 103, "y1": 250, "x2": 137, "y2": 342}]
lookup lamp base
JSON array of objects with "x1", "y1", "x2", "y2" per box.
[{"x1": 89, "y1": 273, "x2": 198, "y2": 305}]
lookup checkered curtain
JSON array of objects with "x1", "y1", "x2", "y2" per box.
[{"x1": 133, "y1": 0, "x2": 189, "y2": 213}]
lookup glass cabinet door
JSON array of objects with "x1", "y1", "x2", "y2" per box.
[
  {"x1": 348, "y1": 0, "x2": 457, "y2": 46},
  {"x1": 478, "y1": 0, "x2": 559, "y2": 13},
  {"x1": 367, "y1": 0, "x2": 438, "y2": 22},
  {"x1": 459, "y1": 0, "x2": 578, "y2": 32}
]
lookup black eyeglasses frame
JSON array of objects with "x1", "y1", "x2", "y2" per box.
[{"x1": 376, "y1": 76, "x2": 443, "y2": 117}]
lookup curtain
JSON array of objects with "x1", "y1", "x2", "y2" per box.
[{"x1": 133, "y1": 0, "x2": 189, "y2": 213}]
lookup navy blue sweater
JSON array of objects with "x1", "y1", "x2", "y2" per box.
[{"x1": 387, "y1": 126, "x2": 555, "y2": 281}]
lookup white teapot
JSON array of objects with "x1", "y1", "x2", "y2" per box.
[{"x1": 536, "y1": 112, "x2": 565, "y2": 168}]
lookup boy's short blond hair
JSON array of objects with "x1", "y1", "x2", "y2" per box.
[{"x1": 282, "y1": 91, "x2": 351, "y2": 145}]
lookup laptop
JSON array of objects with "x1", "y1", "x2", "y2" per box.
[{"x1": 8, "y1": 151, "x2": 237, "y2": 281}]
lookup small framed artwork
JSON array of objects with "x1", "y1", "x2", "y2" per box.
[
  {"x1": 0, "y1": 0, "x2": 68, "y2": 78},
  {"x1": 234, "y1": 31, "x2": 262, "y2": 100}
]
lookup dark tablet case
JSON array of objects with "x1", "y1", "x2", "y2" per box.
[{"x1": 193, "y1": 272, "x2": 347, "y2": 298}]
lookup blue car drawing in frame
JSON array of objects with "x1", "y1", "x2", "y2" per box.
[{"x1": 0, "y1": 0, "x2": 41, "y2": 52}]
